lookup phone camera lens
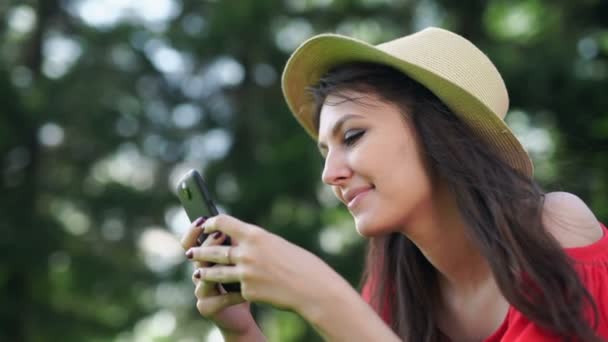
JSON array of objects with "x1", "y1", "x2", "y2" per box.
[{"x1": 181, "y1": 183, "x2": 191, "y2": 200}]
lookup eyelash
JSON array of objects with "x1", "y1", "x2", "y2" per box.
[
  {"x1": 343, "y1": 130, "x2": 365, "y2": 146},
  {"x1": 319, "y1": 129, "x2": 365, "y2": 159}
]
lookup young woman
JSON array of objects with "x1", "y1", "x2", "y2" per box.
[{"x1": 181, "y1": 27, "x2": 608, "y2": 341}]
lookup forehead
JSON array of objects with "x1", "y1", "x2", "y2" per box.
[{"x1": 319, "y1": 91, "x2": 378, "y2": 123}]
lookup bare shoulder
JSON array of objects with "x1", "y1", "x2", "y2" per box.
[{"x1": 541, "y1": 191, "x2": 604, "y2": 248}]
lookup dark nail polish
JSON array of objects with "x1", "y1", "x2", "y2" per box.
[
  {"x1": 194, "y1": 269, "x2": 201, "y2": 279},
  {"x1": 193, "y1": 216, "x2": 207, "y2": 227},
  {"x1": 213, "y1": 232, "x2": 223, "y2": 239},
  {"x1": 186, "y1": 249, "x2": 193, "y2": 259}
]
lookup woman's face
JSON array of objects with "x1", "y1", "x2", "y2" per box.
[{"x1": 317, "y1": 90, "x2": 435, "y2": 237}]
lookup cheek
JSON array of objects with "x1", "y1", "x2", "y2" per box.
[
  {"x1": 331, "y1": 186, "x2": 342, "y2": 201},
  {"x1": 357, "y1": 140, "x2": 434, "y2": 234},
  {"x1": 387, "y1": 143, "x2": 434, "y2": 211},
  {"x1": 377, "y1": 137, "x2": 428, "y2": 189}
]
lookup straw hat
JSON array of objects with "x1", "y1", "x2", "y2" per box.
[{"x1": 281, "y1": 27, "x2": 533, "y2": 177}]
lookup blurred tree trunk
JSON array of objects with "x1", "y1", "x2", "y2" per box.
[{"x1": 2, "y1": 0, "x2": 58, "y2": 340}]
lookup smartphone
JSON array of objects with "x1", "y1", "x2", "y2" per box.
[{"x1": 176, "y1": 169, "x2": 241, "y2": 292}]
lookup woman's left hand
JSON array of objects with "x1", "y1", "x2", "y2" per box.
[{"x1": 185, "y1": 214, "x2": 346, "y2": 314}]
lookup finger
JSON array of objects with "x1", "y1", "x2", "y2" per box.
[
  {"x1": 198, "y1": 266, "x2": 240, "y2": 283},
  {"x1": 196, "y1": 293, "x2": 246, "y2": 317},
  {"x1": 193, "y1": 265, "x2": 227, "y2": 296},
  {"x1": 192, "y1": 269, "x2": 199, "y2": 285},
  {"x1": 195, "y1": 278, "x2": 220, "y2": 298},
  {"x1": 191, "y1": 268, "x2": 209, "y2": 288},
  {"x1": 188, "y1": 245, "x2": 235, "y2": 265},
  {"x1": 201, "y1": 231, "x2": 227, "y2": 247},
  {"x1": 229, "y1": 236, "x2": 240, "y2": 247},
  {"x1": 193, "y1": 231, "x2": 228, "y2": 267},
  {"x1": 192, "y1": 271, "x2": 225, "y2": 299},
  {"x1": 202, "y1": 214, "x2": 255, "y2": 241},
  {"x1": 202, "y1": 280, "x2": 219, "y2": 297},
  {"x1": 180, "y1": 217, "x2": 207, "y2": 250}
]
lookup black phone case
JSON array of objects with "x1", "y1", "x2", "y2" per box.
[{"x1": 176, "y1": 169, "x2": 241, "y2": 293}]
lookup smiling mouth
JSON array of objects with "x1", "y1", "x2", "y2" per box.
[{"x1": 347, "y1": 188, "x2": 372, "y2": 209}]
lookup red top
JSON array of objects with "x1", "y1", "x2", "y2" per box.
[{"x1": 361, "y1": 223, "x2": 608, "y2": 341}]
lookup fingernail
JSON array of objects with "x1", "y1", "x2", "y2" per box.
[
  {"x1": 186, "y1": 249, "x2": 193, "y2": 259},
  {"x1": 213, "y1": 232, "x2": 223, "y2": 239},
  {"x1": 193, "y1": 216, "x2": 207, "y2": 227},
  {"x1": 194, "y1": 269, "x2": 201, "y2": 279}
]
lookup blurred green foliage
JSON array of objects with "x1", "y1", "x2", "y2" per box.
[{"x1": 0, "y1": 0, "x2": 606, "y2": 341}]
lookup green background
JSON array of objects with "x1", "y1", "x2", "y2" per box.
[{"x1": 1, "y1": 0, "x2": 607, "y2": 341}]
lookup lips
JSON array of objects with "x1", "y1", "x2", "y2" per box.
[{"x1": 343, "y1": 186, "x2": 373, "y2": 208}]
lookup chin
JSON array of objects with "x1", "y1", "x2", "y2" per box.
[
  {"x1": 353, "y1": 207, "x2": 407, "y2": 238},
  {"x1": 354, "y1": 214, "x2": 388, "y2": 238}
]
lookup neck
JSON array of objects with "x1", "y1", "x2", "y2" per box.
[{"x1": 400, "y1": 181, "x2": 493, "y2": 295}]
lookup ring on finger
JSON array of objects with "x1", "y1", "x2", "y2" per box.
[{"x1": 225, "y1": 247, "x2": 232, "y2": 264}]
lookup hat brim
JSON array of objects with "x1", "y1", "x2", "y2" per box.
[{"x1": 281, "y1": 34, "x2": 533, "y2": 177}]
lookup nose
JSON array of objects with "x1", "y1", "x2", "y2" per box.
[{"x1": 321, "y1": 150, "x2": 352, "y2": 186}]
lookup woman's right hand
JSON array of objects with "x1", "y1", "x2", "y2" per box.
[{"x1": 181, "y1": 217, "x2": 260, "y2": 338}]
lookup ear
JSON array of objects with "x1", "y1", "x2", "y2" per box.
[{"x1": 542, "y1": 191, "x2": 603, "y2": 248}]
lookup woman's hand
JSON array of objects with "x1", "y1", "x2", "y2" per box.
[
  {"x1": 181, "y1": 218, "x2": 261, "y2": 339},
  {"x1": 185, "y1": 214, "x2": 347, "y2": 315},
  {"x1": 185, "y1": 214, "x2": 400, "y2": 342}
]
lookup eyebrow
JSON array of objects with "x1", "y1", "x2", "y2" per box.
[{"x1": 317, "y1": 114, "x2": 364, "y2": 152}]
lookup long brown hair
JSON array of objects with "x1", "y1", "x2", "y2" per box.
[{"x1": 308, "y1": 63, "x2": 600, "y2": 341}]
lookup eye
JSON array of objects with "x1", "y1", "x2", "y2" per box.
[{"x1": 343, "y1": 129, "x2": 365, "y2": 146}]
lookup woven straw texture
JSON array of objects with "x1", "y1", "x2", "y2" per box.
[{"x1": 281, "y1": 27, "x2": 533, "y2": 177}]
